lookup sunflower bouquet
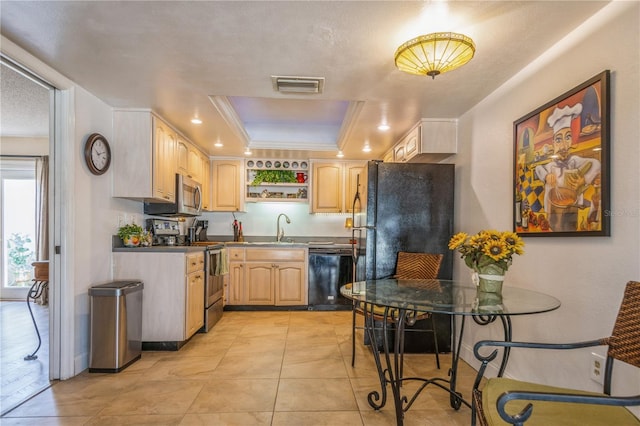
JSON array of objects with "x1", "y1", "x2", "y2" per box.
[{"x1": 448, "y1": 230, "x2": 525, "y2": 274}]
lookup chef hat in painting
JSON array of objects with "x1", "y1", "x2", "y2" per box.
[{"x1": 547, "y1": 104, "x2": 583, "y2": 133}]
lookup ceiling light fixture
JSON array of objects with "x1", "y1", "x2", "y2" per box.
[
  {"x1": 244, "y1": 147, "x2": 252, "y2": 155},
  {"x1": 191, "y1": 118, "x2": 202, "y2": 124},
  {"x1": 214, "y1": 141, "x2": 223, "y2": 148},
  {"x1": 362, "y1": 144, "x2": 372, "y2": 153},
  {"x1": 378, "y1": 123, "x2": 390, "y2": 131},
  {"x1": 394, "y1": 32, "x2": 475, "y2": 79},
  {"x1": 336, "y1": 151, "x2": 344, "y2": 158}
]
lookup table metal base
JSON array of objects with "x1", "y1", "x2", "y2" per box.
[{"x1": 361, "y1": 303, "x2": 512, "y2": 426}]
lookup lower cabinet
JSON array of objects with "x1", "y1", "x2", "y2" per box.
[
  {"x1": 185, "y1": 252, "x2": 205, "y2": 337},
  {"x1": 113, "y1": 250, "x2": 205, "y2": 343},
  {"x1": 226, "y1": 247, "x2": 308, "y2": 306}
]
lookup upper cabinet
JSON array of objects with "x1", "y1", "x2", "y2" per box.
[
  {"x1": 114, "y1": 110, "x2": 211, "y2": 205},
  {"x1": 211, "y1": 159, "x2": 243, "y2": 211},
  {"x1": 113, "y1": 110, "x2": 177, "y2": 202},
  {"x1": 245, "y1": 159, "x2": 309, "y2": 202},
  {"x1": 390, "y1": 119, "x2": 457, "y2": 163},
  {"x1": 311, "y1": 161, "x2": 366, "y2": 213},
  {"x1": 200, "y1": 153, "x2": 211, "y2": 211}
]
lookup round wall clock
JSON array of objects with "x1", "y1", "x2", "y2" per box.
[{"x1": 84, "y1": 133, "x2": 111, "y2": 175}]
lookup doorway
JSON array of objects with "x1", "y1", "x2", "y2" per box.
[{"x1": 0, "y1": 58, "x2": 53, "y2": 415}]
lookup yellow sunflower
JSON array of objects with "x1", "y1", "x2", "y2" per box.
[
  {"x1": 483, "y1": 239, "x2": 509, "y2": 261},
  {"x1": 502, "y1": 231, "x2": 525, "y2": 255},
  {"x1": 448, "y1": 232, "x2": 468, "y2": 250}
]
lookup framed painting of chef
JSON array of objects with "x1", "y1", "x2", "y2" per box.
[{"x1": 513, "y1": 70, "x2": 610, "y2": 237}]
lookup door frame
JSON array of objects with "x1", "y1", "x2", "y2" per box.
[{"x1": 1, "y1": 40, "x2": 76, "y2": 380}]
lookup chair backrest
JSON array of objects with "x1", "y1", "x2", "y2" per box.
[
  {"x1": 607, "y1": 280, "x2": 640, "y2": 368},
  {"x1": 395, "y1": 252, "x2": 443, "y2": 280}
]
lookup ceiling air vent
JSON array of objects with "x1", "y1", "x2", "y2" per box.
[{"x1": 272, "y1": 76, "x2": 325, "y2": 94}]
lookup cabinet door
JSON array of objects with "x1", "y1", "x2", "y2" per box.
[
  {"x1": 153, "y1": 118, "x2": 176, "y2": 202},
  {"x1": 227, "y1": 262, "x2": 244, "y2": 305},
  {"x1": 311, "y1": 163, "x2": 342, "y2": 213},
  {"x1": 201, "y1": 154, "x2": 211, "y2": 211},
  {"x1": 394, "y1": 143, "x2": 406, "y2": 163},
  {"x1": 274, "y1": 262, "x2": 307, "y2": 305},
  {"x1": 211, "y1": 159, "x2": 242, "y2": 211},
  {"x1": 345, "y1": 162, "x2": 366, "y2": 213},
  {"x1": 187, "y1": 146, "x2": 202, "y2": 182},
  {"x1": 244, "y1": 263, "x2": 275, "y2": 305},
  {"x1": 185, "y1": 270, "x2": 205, "y2": 338},
  {"x1": 383, "y1": 149, "x2": 394, "y2": 163},
  {"x1": 404, "y1": 127, "x2": 420, "y2": 161},
  {"x1": 177, "y1": 139, "x2": 189, "y2": 177}
]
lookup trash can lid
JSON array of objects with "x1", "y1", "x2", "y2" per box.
[{"x1": 89, "y1": 280, "x2": 143, "y2": 296}]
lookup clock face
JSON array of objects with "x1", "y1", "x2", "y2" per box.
[{"x1": 85, "y1": 133, "x2": 111, "y2": 175}]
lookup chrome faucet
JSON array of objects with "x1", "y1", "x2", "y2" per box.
[{"x1": 276, "y1": 213, "x2": 291, "y2": 242}]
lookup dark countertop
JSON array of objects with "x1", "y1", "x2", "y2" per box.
[{"x1": 112, "y1": 236, "x2": 353, "y2": 252}]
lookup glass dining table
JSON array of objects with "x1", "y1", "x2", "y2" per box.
[{"x1": 341, "y1": 278, "x2": 561, "y2": 426}]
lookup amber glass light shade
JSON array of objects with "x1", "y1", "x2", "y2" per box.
[{"x1": 394, "y1": 32, "x2": 476, "y2": 79}]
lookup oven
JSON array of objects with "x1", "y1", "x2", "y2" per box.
[{"x1": 204, "y1": 247, "x2": 225, "y2": 331}]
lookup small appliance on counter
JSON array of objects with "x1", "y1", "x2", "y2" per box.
[
  {"x1": 146, "y1": 218, "x2": 181, "y2": 246},
  {"x1": 195, "y1": 220, "x2": 208, "y2": 242}
]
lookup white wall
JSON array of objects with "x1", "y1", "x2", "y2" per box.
[
  {"x1": 70, "y1": 87, "x2": 141, "y2": 372},
  {"x1": 455, "y1": 0, "x2": 640, "y2": 405}
]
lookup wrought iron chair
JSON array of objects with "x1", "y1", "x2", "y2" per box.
[
  {"x1": 351, "y1": 252, "x2": 444, "y2": 369},
  {"x1": 472, "y1": 280, "x2": 640, "y2": 425}
]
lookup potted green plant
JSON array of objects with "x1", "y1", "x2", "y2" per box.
[
  {"x1": 251, "y1": 170, "x2": 297, "y2": 186},
  {"x1": 117, "y1": 223, "x2": 144, "y2": 247},
  {"x1": 7, "y1": 233, "x2": 34, "y2": 283}
]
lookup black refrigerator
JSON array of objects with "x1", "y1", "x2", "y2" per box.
[{"x1": 353, "y1": 161, "x2": 455, "y2": 353}]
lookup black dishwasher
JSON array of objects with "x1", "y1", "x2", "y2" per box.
[{"x1": 308, "y1": 247, "x2": 353, "y2": 310}]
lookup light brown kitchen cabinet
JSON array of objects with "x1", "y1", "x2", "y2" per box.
[
  {"x1": 226, "y1": 247, "x2": 307, "y2": 306},
  {"x1": 113, "y1": 110, "x2": 177, "y2": 202},
  {"x1": 311, "y1": 162, "x2": 342, "y2": 213},
  {"x1": 311, "y1": 161, "x2": 366, "y2": 213},
  {"x1": 200, "y1": 153, "x2": 211, "y2": 211},
  {"x1": 185, "y1": 252, "x2": 205, "y2": 337},
  {"x1": 226, "y1": 248, "x2": 245, "y2": 305},
  {"x1": 391, "y1": 119, "x2": 457, "y2": 163},
  {"x1": 211, "y1": 159, "x2": 242, "y2": 211},
  {"x1": 113, "y1": 250, "x2": 205, "y2": 343},
  {"x1": 245, "y1": 263, "x2": 276, "y2": 304}
]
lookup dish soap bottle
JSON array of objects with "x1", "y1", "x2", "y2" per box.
[{"x1": 238, "y1": 222, "x2": 244, "y2": 242}]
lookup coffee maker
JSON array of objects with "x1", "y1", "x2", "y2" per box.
[{"x1": 146, "y1": 218, "x2": 181, "y2": 246}]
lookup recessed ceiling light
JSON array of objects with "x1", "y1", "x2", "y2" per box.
[
  {"x1": 244, "y1": 147, "x2": 252, "y2": 155},
  {"x1": 378, "y1": 124, "x2": 390, "y2": 131},
  {"x1": 336, "y1": 151, "x2": 344, "y2": 158},
  {"x1": 362, "y1": 144, "x2": 372, "y2": 153},
  {"x1": 214, "y1": 141, "x2": 223, "y2": 148},
  {"x1": 191, "y1": 118, "x2": 202, "y2": 124}
]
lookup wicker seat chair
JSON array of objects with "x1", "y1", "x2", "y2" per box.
[
  {"x1": 351, "y1": 252, "x2": 444, "y2": 368},
  {"x1": 472, "y1": 280, "x2": 640, "y2": 425}
]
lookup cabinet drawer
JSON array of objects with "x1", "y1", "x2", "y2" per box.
[
  {"x1": 228, "y1": 248, "x2": 245, "y2": 261},
  {"x1": 186, "y1": 252, "x2": 205, "y2": 274},
  {"x1": 246, "y1": 248, "x2": 306, "y2": 262}
]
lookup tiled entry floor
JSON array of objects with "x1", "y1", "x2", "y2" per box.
[{"x1": 2, "y1": 311, "x2": 477, "y2": 425}]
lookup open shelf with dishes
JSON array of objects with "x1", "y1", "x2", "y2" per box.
[{"x1": 245, "y1": 159, "x2": 309, "y2": 202}]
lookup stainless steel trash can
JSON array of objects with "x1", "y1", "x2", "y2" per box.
[{"x1": 89, "y1": 280, "x2": 143, "y2": 373}]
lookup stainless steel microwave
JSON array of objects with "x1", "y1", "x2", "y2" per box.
[{"x1": 144, "y1": 174, "x2": 202, "y2": 217}]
